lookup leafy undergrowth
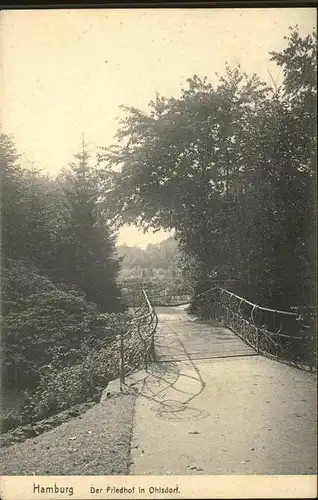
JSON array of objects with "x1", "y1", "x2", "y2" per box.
[
  {"x1": 2, "y1": 258, "x2": 135, "y2": 433},
  {"x1": 0, "y1": 393, "x2": 136, "y2": 475}
]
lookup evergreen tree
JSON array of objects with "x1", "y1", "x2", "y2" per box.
[
  {"x1": 54, "y1": 142, "x2": 123, "y2": 312},
  {"x1": 1, "y1": 133, "x2": 57, "y2": 267}
]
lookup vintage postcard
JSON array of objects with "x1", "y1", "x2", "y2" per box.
[{"x1": 1, "y1": 6, "x2": 317, "y2": 499}]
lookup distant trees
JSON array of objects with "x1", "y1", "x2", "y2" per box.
[
  {"x1": 116, "y1": 237, "x2": 191, "y2": 305},
  {"x1": 117, "y1": 236, "x2": 182, "y2": 280},
  {"x1": 101, "y1": 27, "x2": 316, "y2": 310}
]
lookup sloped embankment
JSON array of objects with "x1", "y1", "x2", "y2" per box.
[{"x1": 0, "y1": 393, "x2": 136, "y2": 476}]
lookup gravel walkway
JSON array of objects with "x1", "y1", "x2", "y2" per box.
[{"x1": 0, "y1": 394, "x2": 136, "y2": 476}]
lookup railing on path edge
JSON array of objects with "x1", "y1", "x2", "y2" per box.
[
  {"x1": 118, "y1": 289, "x2": 158, "y2": 390},
  {"x1": 190, "y1": 287, "x2": 316, "y2": 371}
]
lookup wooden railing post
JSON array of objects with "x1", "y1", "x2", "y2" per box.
[
  {"x1": 119, "y1": 330, "x2": 125, "y2": 391},
  {"x1": 144, "y1": 331, "x2": 148, "y2": 371},
  {"x1": 256, "y1": 328, "x2": 259, "y2": 354},
  {"x1": 150, "y1": 333, "x2": 155, "y2": 360}
]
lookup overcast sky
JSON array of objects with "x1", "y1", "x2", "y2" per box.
[{"x1": 1, "y1": 8, "x2": 316, "y2": 247}]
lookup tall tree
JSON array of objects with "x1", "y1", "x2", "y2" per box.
[
  {"x1": 100, "y1": 69, "x2": 272, "y2": 293},
  {"x1": 54, "y1": 142, "x2": 123, "y2": 312},
  {"x1": 101, "y1": 27, "x2": 316, "y2": 309},
  {"x1": 263, "y1": 26, "x2": 317, "y2": 307},
  {"x1": 1, "y1": 134, "x2": 58, "y2": 267}
]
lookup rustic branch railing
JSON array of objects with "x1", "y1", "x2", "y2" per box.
[
  {"x1": 190, "y1": 287, "x2": 316, "y2": 371},
  {"x1": 118, "y1": 289, "x2": 158, "y2": 390},
  {"x1": 121, "y1": 278, "x2": 192, "y2": 307}
]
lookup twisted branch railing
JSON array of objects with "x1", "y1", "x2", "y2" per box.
[
  {"x1": 118, "y1": 289, "x2": 158, "y2": 389},
  {"x1": 190, "y1": 287, "x2": 316, "y2": 371},
  {"x1": 121, "y1": 278, "x2": 192, "y2": 307}
]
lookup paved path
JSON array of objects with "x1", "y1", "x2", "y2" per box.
[
  {"x1": 129, "y1": 306, "x2": 317, "y2": 475},
  {"x1": 155, "y1": 305, "x2": 256, "y2": 361}
]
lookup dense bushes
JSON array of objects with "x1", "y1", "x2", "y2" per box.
[
  {"x1": 2, "y1": 259, "x2": 117, "y2": 390},
  {"x1": 20, "y1": 356, "x2": 112, "y2": 424},
  {"x1": 2, "y1": 308, "x2": 137, "y2": 431},
  {"x1": 1, "y1": 258, "x2": 133, "y2": 431}
]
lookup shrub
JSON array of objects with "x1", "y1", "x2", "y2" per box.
[
  {"x1": 19, "y1": 338, "x2": 122, "y2": 424},
  {"x1": 2, "y1": 259, "x2": 127, "y2": 392},
  {"x1": 1, "y1": 258, "x2": 142, "y2": 430},
  {"x1": 11, "y1": 312, "x2": 132, "y2": 426}
]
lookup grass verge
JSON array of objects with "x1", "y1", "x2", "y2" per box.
[{"x1": 0, "y1": 393, "x2": 136, "y2": 475}]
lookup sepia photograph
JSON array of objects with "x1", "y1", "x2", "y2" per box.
[{"x1": 0, "y1": 6, "x2": 317, "y2": 499}]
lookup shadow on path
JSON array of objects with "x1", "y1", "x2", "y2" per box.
[{"x1": 123, "y1": 317, "x2": 209, "y2": 422}]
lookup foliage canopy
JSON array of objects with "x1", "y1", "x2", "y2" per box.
[{"x1": 100, "y1": 26, "x2": 316, "y2": 309}]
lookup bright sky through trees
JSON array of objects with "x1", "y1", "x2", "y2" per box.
[{"x1": 1, "y1": 8, "x2": 316, "y2": 247}]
